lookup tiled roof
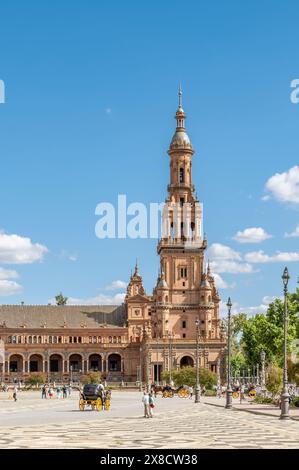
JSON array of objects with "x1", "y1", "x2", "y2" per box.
[{"x1": 0, "y1": 304, "x2": 127, "y2": 329}]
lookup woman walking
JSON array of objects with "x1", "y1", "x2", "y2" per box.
[{"x1": 149, "y1": 392, "x2": 155, "y2": 418}]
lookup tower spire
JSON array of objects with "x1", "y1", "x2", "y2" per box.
[
  {"x1": 134, "y1": 258, "x2": 139, "y2": 275},
  {"x1": 178, "y1": 83, "x2": 183, "y2": 109}
]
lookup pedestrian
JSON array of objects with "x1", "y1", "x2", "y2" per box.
[
  {"x1": 62, "y1": 385, "x2": 67, "y2": 399},
  {"x1": 142, "y1": 391, "x2": 150, "y2": 418},
  {"x1": 240, "y1": 384, "x2": 245, "y2": 403},
  {"x1": 49, "y1": 387, "x2": 53, "y2": 399},
  {"x1": 149, "y1": 392, "x2": 155, "y2": 417},
  {"x1": 41, "y1": 384, "x2": 47, "y2": 399},
  {"x1": 201, "y1": 385, "x2": 206, "y2": 397},
  {"x1": 57, "y1": 386, "x2": 61, "y2": 399},
  {"x1": 13, "y1": 386, "x2": 17, "y2": 402},
  {"x1": 189, "y1": 385, "x2": 193, "y2": 399}
]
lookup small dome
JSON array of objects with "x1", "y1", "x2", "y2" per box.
[
  {"x1": 158, "y1": 279, "x2": 168, "y2": 288},
  {"x1": 170, "y1": 130, "x2": 192, "y2": 148}
]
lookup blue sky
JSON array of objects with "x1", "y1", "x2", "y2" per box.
[{"x1": 0, "y1": 0, "x2": 299, "y2": 314}]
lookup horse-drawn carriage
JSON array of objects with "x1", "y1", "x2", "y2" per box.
[
  {"x1": 79, "y1": 383, "x2": 111, "y2": 411},
  {"x1": 152, "y1": 384, "x2": 191, "y2": 398}
]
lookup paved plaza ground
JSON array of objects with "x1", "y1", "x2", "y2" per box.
[{"x1": 1, "y1": 390, "x2": 299, "y2": 449}]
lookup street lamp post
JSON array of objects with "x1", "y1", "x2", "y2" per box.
[
  {"x1": 168, "y1": 332, "x2": 173, "y2": 386},
  {"x1": 280, "y1": 267, "x2": 290, "y2": 420},
  {"x1": 256, "y1": 364, "x2": 259, "y2": 386},
  {"x1": 225, "y1": 297, "x2": 233, "y2": 409},
  {"x1": 195, "y1": 318, "x2": 201, "y2": 403},
  {"x1": 156, "y1": 336, "x2": 159, "y2": 386},
  {"x1": 261, "y1": 350, "x2": 266, "y2": 394}
]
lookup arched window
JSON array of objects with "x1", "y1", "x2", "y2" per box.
[
  {"x1": 33, "y1": 336, "x2": 37, "y2": 344},
  {"x1": 78, "y1": 337, "x2": 82, "y2": 343},
  {"x1": 180, "y1": 167, "x2": 184, "y2": 183},
  {"x1": 109, "y1": 336, "x2": 112, "y2": 343},
  {"x1": 89, "y1": 336, "x2": 92, "y2": 343},
  {"x1": 74, "y1": 337, "x2": 77, "y2": 343},
  {"x1": 18, "y1": 336, "x2": 22, "y2": 344},
  {"x1": 98, "y1": 336, "x2": 101, "y2": 343},
  {"x1": 118, "y1": 336, "x2": 121, "y2": 343},
  {"x1": 53, "y1": 336, "x2": 57, "y2": 344},
  {"x1": 49, "y1": 336, "x2": 52, "y2": 344},
  {"x1": 8, "y1": 336, "x2": 12, "y2": 344},
  {"x1": 58, "y1": 336, "x2": 62, "y2": 343},
  {"x1": 113, "y1": 336, "x2": 117, "y2": 343},
  {"x1": 12, "y1": 336, "x2": 17, "y2": 344},
  {"x1": 93, "y1": 336, "x2": 97, "y2": 344},
  {"x1": 38, "y1": 336, "x2": 42, "y2": 344},
  {"x1": 29, "y1": 336, "x2": 33, "y2": 344}
]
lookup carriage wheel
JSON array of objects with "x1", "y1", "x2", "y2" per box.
[
  {"x1": 249, "y1": 389, "x2": 256, "y2": 397},
  {"x1": 168, "y1": 390, "x2": 174, "y2": 398},
  {"x1": 79, "y1": 399, "x2": 85, "y2": 411},
  {"x1": 105, "y1": 399, "x2": 111, "y2": 410},
  {"x1": 96, "y1": 398, "x2": 102, "y2": 411},
  {"x1": 232, "y1": 391, "x2": 239, "y2": 399}
]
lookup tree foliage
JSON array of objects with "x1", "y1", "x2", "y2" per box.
[
  {"x1": 265, "y1": 364, "x2": 283, "y2": 397},
  {"x1": 80, "y1": 372, "x2": 102, "y2": 384},
  {"x1": 25, "y1": 374, "x2": 47, "y2": 386},
  {"x1": 55, "y1": 292, "x2": 68, "y2": 306},
  {"x1": 161, "y1": 366, "x2": 217, "y2": 389}
]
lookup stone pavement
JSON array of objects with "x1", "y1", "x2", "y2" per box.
[
  {"x1": 1, "y1": 391, "x2": 299, "y2": 448},
  {"x1": 201, "y1": 396, "x2": 299, "y2": 420}
]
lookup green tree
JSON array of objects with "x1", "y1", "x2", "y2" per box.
[
  {"x1": 162, "y1": 367, "x2": 217, "y2": 390},
  {"x1": 25, "y1": 374, "x2": 47, "y2": 387},
  {"x1": 55, "y1": 292, "x2": 68, "y2": 306},
  {"x1": 80, "y1": 372, "x2": 101, "y2": 384},
  {"x1": 265, "y1": 364, "x2": 283, "y2": 397}
]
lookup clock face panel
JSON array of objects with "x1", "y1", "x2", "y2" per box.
[{"x1": 134, "y1": 309, "x2": 140, "y2": 316}]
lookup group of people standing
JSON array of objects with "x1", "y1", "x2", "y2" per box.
[{"x1": 41, "y1": 384, "x2": 71, "y2": 399}]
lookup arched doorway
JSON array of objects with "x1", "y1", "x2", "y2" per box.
[
  {"x1": 108, "y1": 354, "x2": 121, "y2": 372},
  {"x1": 180, "y1": 356, "x2": 194, "y2": 368},
  {"x1": 89, "y1": 354, "x2": 102, "y2": 372},
  {"x1": 29, "y1": 354, "x2": 43, "y2": 373},
  {"x1": 69, "y1": 354, "x2": 82, "y2": 372},
  {"x1": 9, "y1": 354, "x2": 23, "y2": 373},
  {"x1": 49, "y1": 354, "x2": 63, "y2": 373}
]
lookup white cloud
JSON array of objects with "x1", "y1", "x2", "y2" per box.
[
  {"x1": 105, "y1": 108, "x2": 112, "y2": 114},
  {"x1": 48, "y1": 292, "x2": 126, "y2": 306},
  {"x1": 284, "y1": 225, "x2": 299, "y2": 238},
  {"x1": 264, "y1": 166, "x2": 299, "y2": 204},
  {"x1": 212, "y1": 273, "x2": 235, "y2": 289},
  {"x1": 104, "y1": 280, "x2": 127, "y2": 291},
  {"x1": 207, "y1": 243, "x2": 255, "y2": 274},
  {"x1": 0, "y1": 267, "x2": 19, "y2": 280},
  {"x1": 0, "y1": 232, "x2": 48, "y2": 264},
  {"x1": 233, "y1": 227, "x2": 272, "y2": 244},
  {"x1": 0, "y1": 280, "x2": 22, "y2": 296},
  {"x1": 245, "y1": 250, "x2": 299, "y2": 263},
  {"x1": 59, "y1": 249, "x2": 77, "y2": 262}
]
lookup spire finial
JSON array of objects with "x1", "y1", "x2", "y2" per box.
[
  {"x1": 207, "y1": 260, "x2": 211, "y2": 275},
  {"x1": 178, "y1": 83, "x2": 183, "y2": 108},
  {"x1": 135, "y1": 258, "x2": 138, "y2": 275}
]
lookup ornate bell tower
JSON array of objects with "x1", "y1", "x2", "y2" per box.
[{"x1": 151, "y1": 87, "x2": 221, "y2": 342}]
